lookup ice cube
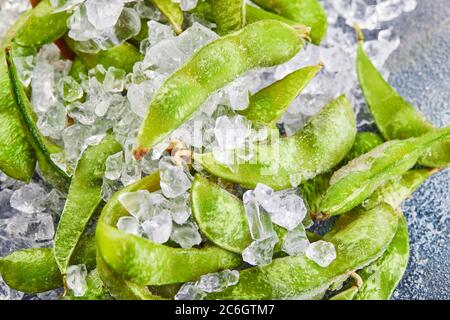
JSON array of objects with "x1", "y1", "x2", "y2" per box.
[
  {"x1": 253, "y1": 184, "x2": 281, "y2": 213},
  {"x1": 103, "y1": 67, "x2": 126, "y2": 93},
  {"x1": 105, "y1": 152, "x2": 124, "y2": 180},
  {"x1": 270, "y1": 192, "x2": 307, "y2": 231},
  {"x1": 197, "y1": 269, "x2": 239, "y2": 293},
  {"x1": 170, "y1": 221, "x2": 202, "y2": 248},
  {"x1": 168, "y1": 193, "x2": 191, "y2": 224},
  {"x1": 67, "y1": 101, "x2": 97, "y2": 125},
  {"x1": 282, "y1": 225, "x2": 310, "y2": 256},
  {"x1": 43, "y1": 189, "x2": 66, "y2": 216},
  {"x1": 242, "y1": 235, "x2": 278, "y2": 266},
  {"x1": 85, "y1": 0, "x2": 124, "y2": 30},
  {"x1": 174, "y1": 282, "x2": 205, "y2": 300},
  {"x1": 116, "y1": 216, "x2": 140, "y2": 236},
  {"x1": 60, "y1": 76, "x2": 83, "y2": 102},
  {"x1": 214, "y1": 115, "x2": 252, "y2": 150},
  {"x1": 143, "y1": 39, "x2": 186, "y2": 74},
  {"x1": 101, "y1": 177, "x2": 123, "y2": 202},
  {"x1": 118, "y1": 190, "x2": 153, "y2": 221},
  {"x1": 243, "y1": 190, "x2": 275, "y2": 241},
  {"x1": 50, "y1": 0, "x2": 84, "y2": 12},
  {"x1": 10, "y1": 183, "x2": 47, "y2": 214},
  {"x1": 159, "y1": 157, "x2": 192, "y2": 199},
  {"x1": 141, "y1": 211, "x2": 173, "y2": 244},
  {"x1": 147, "y1": 20, "x2": 175, "y2": 46},
  {"x1": 37, "y1": 101, "x2": 67, "y2": 140},
  {"x1": 127, "y1": 81, "x2": 155, "y2": 117},
  {"x1": 306, "y1": 240, "x2": 337, "y2": 267},
  {"x1": 66, "y1": 264, "x2": 87, "y2": 297},
  {"x1": 5, "y1": 214, "x2": 55, "y2": 242},
  {"x1": 175, "y1": 22, "x2": 218, "y2": 56},
  {"x1": 225, "y1": 79, "x2": 250, "y2": 111},
  {"x1": 179, "y1": 0, "x2": 198, "y2": 11}
]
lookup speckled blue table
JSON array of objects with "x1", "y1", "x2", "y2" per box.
[{"x1": 385, "y1": 0, "x2": 450, "y2": 300}]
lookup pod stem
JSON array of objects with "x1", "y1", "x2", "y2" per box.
[
  {"x1": 293, "y1": 24, "x2": 312, "y2": 42},
  {"x1": 354, "y1": 24, "x2": 365, "y2": 43},
  {"x1": 350, "y1": 271, "x2": 363, "y2": 288}
]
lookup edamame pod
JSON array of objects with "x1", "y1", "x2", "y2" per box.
[
  {"x1": 252, "y1": 0, "x2": 327, "y2": 44},
  {"x1": 320, "y1": 128, "x2": 450, "y2": 216},
  {"x1": 97, "y1": 254, "x2": 164, "y2": 300},
  {"x1": 65, "y1": 37, "x2": 143, "y2": 73},
  {"x1": 245, "y1": 4, "x2": 298, "y2": 26},
  {"x1": 134, "y1": 20, "x2": 308, "y2": 158},
  {"x1": 356, "y1": 29, "x2": 450, "y2": 168},
  {"x1": 12, "y1": 0, "x2": 70, "y2": 48},
  {"x1": 199, "y1": 95, "x2": 357, "y2": 190},
  {"x1": 0, "y1": 232, "x2": 96, "y2": 294},
  {"x1": 54, "y1": 134, "x2": 122, "y2": 276},
  {"x1": 207, "y1": 202, "x2": 398, "y2": 299},
  {"x1": 152, "y1": 0, "x2": 184, "y2": 34},
  {"x1": 5, "y1": 47, "x2": 71, "y2": 191},
  {"x1": 211, "y1": 0, "x2": 245, "y2": 35},
  {"x1": 0, "y1": 0, "x2": 69, "y2": 181},
  {"x1": 191, "y1": 174, "x2": 290, "y2": 253},
  {"x1": 301, "y1": 132, "x2": 384, "y2": 216},
  {"x1": 97, "y1": 172, "x2": 241, "y2": 286},
  {"x1": 239, "y1": 64, "x2": 322, "y2": 127}
]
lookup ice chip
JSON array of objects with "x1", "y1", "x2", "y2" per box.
[
  {"x1": 197, "y1": 269, "x2": 239, "y2": 293},
  {"x1": 66, "y1": 264, "x2": 87, "y2": 297},
  {"x1": 147, "y1": 20, "x2": 175, "y2": 46},
  {"x1": 105, "y1": 152, "x2": 124, "y2": 180},
  {"x1": 103, "y1": 67, "x2": 126, "y2": 92},
  {"x1": 270, "y1": 192, "x2": 307, "y2": 231},
  {"x1": 253, "y1": 183, "x2": 281, "y2": 213},
  {"x1": 243, "y1": 190, "x2": 275, "y2": 241},
  {"x1": 10, "y1": 183, "x2": 47, "y2": 214},
  {"x1": 143, "y1": 39, "x2": 186, "y2": 74},
  {"x1": 168, "y1": 193, "x2": 192, "y2": 224},
  {"x1": 175, "y1": 22, "x2": 218, "y2": 56},
  {"x1": 37, "y1": 101, "x2": 68, "y2": 140},
  {"x1": 85, "y1": 0, "x2": 124, "y2": 30},
  {"x1": 117, "y1": 216, "x2": 140, "y2": 235},
  {"x1": 214, "y1": 115, "x2": 252, "y2": 150},
  {"x1": 170, "y1": 221, "x2": 202, "y2": 248},
  {"x1": 242, "y1": 235, "x2": 278, "y2": 266},
  {"x1": 282, "y1": 225, "x2": 310, "y2": 256},
  {"x1": 60, "y1": 76, "x2": 83, "y2": 102},
  {"x1": 5, "y1": 214, "x2": 55, "y2": 242},
  {"x1": 306, "y1": 240, "x2": 337, "y2": 267},
  {"x1": 118, "y1": 190, "x2": 152, "y2": 221},
  {"x1": 159, "y1": 157, "x2": 192, "y2": 199},
  {"x1": 141, "y1": 211, "x2": 173, "y2": 244},
  {"x1": 175, "y1": 282, "x2": 205, "y2": 300}
]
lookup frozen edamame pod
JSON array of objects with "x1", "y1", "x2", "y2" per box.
[
  {"x1": 134, "y1": 20, "x2": 308, "y2": 158},
  {"x1": 152, "y1": 0, "x2": 184, "y2": 34},
  {"x1": 239, "y1": 64, "x2": 322, "y2": 127},
  {"x1": 96, "y1": 172, "x2": 241, "y2": 286},
  {"x1": 199, "y1": 95, "x2": 357, "y2": 190},
  {"x1": 54, "y1": 134, "x2": 122, "y2": 276},
  {"x1": 211, "y1": 0, "x2": 246, "y2": 35},
  {"x1": 207, "y1": 202, "x2": 398, "y2": 299},
  {"x1": 0, "y1": 0, "x2": 70, "y2": 182},
  {"x1": 0, "y1": 232, "x2": 96, "y2": 294},
  {"x1": 191, "y1": 174, "x2": 290, "y2": 254},
  {"x1": 5, "y1": 47, "x2": 71, "y2": 191},
  {"x1": 356, "y1": 28, "x2": 450, "y2": 168},
  {"x1": 65, "y1": 37, "x2": 143, "y2": 73},
  {"x1": 320, "y1": 128, "x2": 450, "y2": 216},
  {"x1": 301, "y1": 132, "x2": 384, "y2": 216},
  {"x1": 252, "y1": 0, "x2": 327, "y2": 44},
  {"x1": 97, "y1": 254, "x2": 164, "y2": 300}
]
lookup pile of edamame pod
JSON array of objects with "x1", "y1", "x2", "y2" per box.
[{"x1": 0, "y1": 0, "x2": 449, "y2": 301}]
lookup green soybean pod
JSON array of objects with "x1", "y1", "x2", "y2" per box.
[
  {"x1": 300, "y1": 132, "x2": 384, "y2": 216},
  {"x1": 96, "y1": 172, "x2": 241, "y2": 286},
  {"x1": 211, "y1": 0, "x2": 246, "y2": 35},
  {"x1": 356, "y1": 29, "x2": 450, "y2": 168},
  {"x1": 54, "y1": 134, "x2": 122, "y2": 276},
  {"x1": 10, "y1": 0, "x2": 70, "y2": 48},
  {"x1": 5, "y1": 47, "x2": 71, "y2": 191},
  {"x1": 330, "y1": 286, "x2": 359, "y2": 300},
  {"x1": 0, "y1": 233, "x2": 96, "y2": 294},
  {"x1": 152, "y1": 0, "x2": 184, "y2": 34},
  {"x1": 252, "y1": 0, "x2": 327, "y2": 44},
  {"x1": 65, "y1": 37, "x2": 143, "y2": 73},
  {"x1": 64, "y1": 269, "x2": 113, "y2": 300},
  {"x1": 97, "y1": 254, "x2": 164, "y2": 300},
  {"x1": 245, "y1": 4, "x2": 298, "y2": 26},
  {"x1": 320, "y1": 127, "x2": 450, "y2": 216},
  {"x1": 199, "y1": 95, "x2": 356, "y2": 190},
  {"x1": 239, "y1": 64, "x2": 322, "y2": 127},
  {"x1": 134, "y1": 20, "x2": 308, "y2": 158},
  {"x1": 207, "y1": 202, "x2": 398, "y2": 299},
  {"x1": 0, "y1": 0, "x2": 70, "y2": 182}
]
